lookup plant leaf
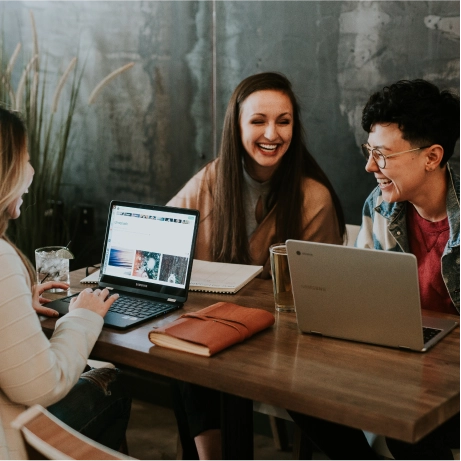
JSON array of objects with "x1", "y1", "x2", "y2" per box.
[{"x1": 88, "y1": 62, "x2": 134, "y2": 104}]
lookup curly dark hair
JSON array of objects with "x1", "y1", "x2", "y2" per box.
[{"x1": 361, "y1": 79, "x2": 459, "y2": 166}]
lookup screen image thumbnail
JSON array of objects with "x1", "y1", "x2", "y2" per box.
[
  {"x1": 159, "y1": 255, "x2": 189, "y2": 285},
  {"x1": 108, "y1": 247, "x2": 134, "y2": 269},
  {"x1": 132, "y1": 250, "x2": 161, "y2": 280}
]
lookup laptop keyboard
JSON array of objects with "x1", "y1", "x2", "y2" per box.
[
  {"x1": 108, "y1": 295, "x2": 177, "y2": 319},
  {"x1": 423, "y1": 326, "x2": 442, "y2": 343}
]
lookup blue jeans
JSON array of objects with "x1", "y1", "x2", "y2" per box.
[{"x1": 47, "y1": 367, "x2": 131, "y2": 450}]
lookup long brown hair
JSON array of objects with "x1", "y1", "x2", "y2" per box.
[
  {"x1": 211, "y1": 72, "x2": 345, "y2": 263},
  {"x1": 0, "y1": 106, "x2": 36, "y2": 285}
]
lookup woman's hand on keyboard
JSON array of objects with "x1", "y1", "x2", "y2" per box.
[{"x1": 69, "y1": 288, "x2": 119, "y2": 318}]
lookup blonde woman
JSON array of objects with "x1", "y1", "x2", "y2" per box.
[{"x1": 0, "y1": 106, "x2": 131, "y2": 459}]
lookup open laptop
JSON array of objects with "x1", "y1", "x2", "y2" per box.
[
  {"x1": 286, "y1": 240, "x2": 458, "y2": 352},
  {"x1": 48, "y1": 201, "x2": 200, "y2": 329}
]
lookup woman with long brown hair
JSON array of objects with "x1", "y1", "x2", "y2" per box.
[
  {"x1": 168, "y1": 72, "x2": 345, "y2": 458},
  {"x1": 0, "y1": 106, "x2": 131, "y2": 459}
]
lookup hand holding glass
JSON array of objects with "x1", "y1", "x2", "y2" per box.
[{"x1": 35, "y1": 246, "x2": 72, "y2": 292}]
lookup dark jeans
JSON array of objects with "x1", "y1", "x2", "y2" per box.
[
  {"x1": 47, "y1": 367, "x2": 132, "y2": 451},
  {"x1": 386, "y1": 413, "x2": 460, "y2": 460}
]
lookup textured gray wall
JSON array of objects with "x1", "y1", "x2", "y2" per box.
[{"x1": 1, "y1": 1, "x2": 459, "y2": 248}]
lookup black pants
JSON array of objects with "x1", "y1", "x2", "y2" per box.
[
  {"x1": 171, "y1": 380, "x2": 221, "y2": 460},
  {"x1": 288, "y1": 410, "x2": 460, "y2": 460},
  {"x1": 386, "y1": 413, "x2": 459, "y2": 460},
  {"x1": 288, "y1": 410, "x2": 380, "y2": 460}
]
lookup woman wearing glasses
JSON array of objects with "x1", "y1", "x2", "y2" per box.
[
  {"x1": 167, "y1": 72, "x2": 346, "y2": 459},
  {"x1": 358, "y1": 79, "x2": 459, "y2": 316},
  {"x1": 290, "y1": 79, "x2": 460, "y2": 459},
  {"x1": 0, "y1": 106, "x2": 131, "y2": 459}
]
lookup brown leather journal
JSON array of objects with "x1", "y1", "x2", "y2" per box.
[{"x1": 148, "y1": 302, "x2": 275, "y2": 356}]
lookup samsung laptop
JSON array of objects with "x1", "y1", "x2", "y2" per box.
[
  {"x1": 286, "y1": 240, "x2": 458, "y2": 352},
  {"x1": 48, "y1": 201, "x2": 200, "y2": 329}
]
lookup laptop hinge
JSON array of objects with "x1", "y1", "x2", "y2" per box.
[{"x1": 167, "y1": 298, "x2": 176, "y2": 303}]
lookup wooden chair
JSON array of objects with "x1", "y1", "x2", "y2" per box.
[{"x1": 11, "y1": 404, "x2": 134, "y2": 460}]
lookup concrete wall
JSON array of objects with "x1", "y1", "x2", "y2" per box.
[{"x1": 1, "y1": 1, "x2": 459, "y2": 252}]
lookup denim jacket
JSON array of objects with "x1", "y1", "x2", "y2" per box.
[{"x1": 356, "y1": 164, "x2": 460, "y2": 313}]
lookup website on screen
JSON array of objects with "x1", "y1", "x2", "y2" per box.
[{"x1": 102, "y1": 205, "x2": 196, "y2": 289}]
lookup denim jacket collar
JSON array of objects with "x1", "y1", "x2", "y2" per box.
[{"x1": 374, "y1": 163, "x2": 460, "y2": 251}]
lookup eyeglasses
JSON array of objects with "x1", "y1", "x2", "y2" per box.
[{"x1": 361, "y1": 144, "x2": 431, "y2": 169}]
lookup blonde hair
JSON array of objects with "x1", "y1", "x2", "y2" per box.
[{"x1": 0, "y1": 106, "x2": 36, "y2": 285}]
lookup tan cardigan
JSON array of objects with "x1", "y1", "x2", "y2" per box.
[
  {"x1": 0, "y1": 238, "x2": 104, "y2": 459},
  {"x1": 168, "y1": 159, "x2": 342, "y2": 278}
]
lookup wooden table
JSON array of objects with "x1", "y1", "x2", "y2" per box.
[{"x1": 41, "y1": 268, "x2": 460, "y2": 458}]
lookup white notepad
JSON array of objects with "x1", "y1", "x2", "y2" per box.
[
  {"x1": 189, "y1": 260, "x2": 263, "y2": 294},
  {"x1": 80, "y1": 269, "x2": 100, "y2": 284}
]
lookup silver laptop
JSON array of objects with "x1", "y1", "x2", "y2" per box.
[
  {"x1": 48, "y1": 201, "x2": 199, "y2": 329},
  {"x1": 286, "y1": 240, "x2": 458, "y2": 352}
]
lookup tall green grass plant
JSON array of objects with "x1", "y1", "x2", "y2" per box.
[{"x1": 1, "y1": 11, "x2": 133, "y2": 261}]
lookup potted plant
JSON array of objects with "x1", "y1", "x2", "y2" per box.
[{"x1": 1, "y1": 11, "x2": 133, "y2": 261}]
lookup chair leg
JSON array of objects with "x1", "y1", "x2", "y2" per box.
[
  {"x1": 269, "y1": 415, "x2": 291, "y2": 451},
  {"x1": 292, "y1": 425, "x2": 314, "y2": 460}
]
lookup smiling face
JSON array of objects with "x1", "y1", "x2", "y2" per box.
[
  {"x1": 239, "y1": 89, "x2": 293, "y2": 182},
  {"x1": 7, "y1": 156, "x2": 34, "y2": 219},
  {"x1": 365, "y1": 123, "x2": 430, "y2": 204}
]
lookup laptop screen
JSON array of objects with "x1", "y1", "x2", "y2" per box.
[{"x1": 99, "y1": 201, "x2": 199, "y2": 302}]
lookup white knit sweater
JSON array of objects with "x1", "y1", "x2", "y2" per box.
[{"x1": 0, "y1": 238, "x2": 104, "y2": 459}]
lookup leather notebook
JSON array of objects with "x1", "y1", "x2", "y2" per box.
[{"x1": 148, "y1": 302, "x2": 275, "y2": 356}]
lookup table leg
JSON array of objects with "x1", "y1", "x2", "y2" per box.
[{"x1": 221, "y1": 392, "x2": 254, "y2": 459}]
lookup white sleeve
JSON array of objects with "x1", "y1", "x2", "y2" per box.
[{"x1": 0, "y1": 244, "x2": 103, "y2": 407}]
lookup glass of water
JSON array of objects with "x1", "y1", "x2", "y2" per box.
[
  {"x1": 35, "y1": 246, "x2": 71, "y2": 292},
  {"x1": 269, "y1": 243, "x2": 295, "y2": 312}
]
